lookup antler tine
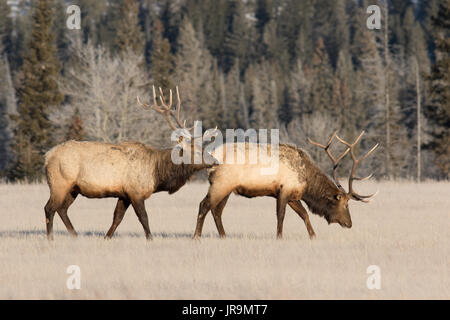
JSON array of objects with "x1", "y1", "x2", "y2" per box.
[
  {"x1": 173, "y1": 86, "x2": 188, "y2": 130},
  {"x1": 176, "y1": 86, "x2": 181, "y2": 124},
  {"x1": 153, "y1": 85, "x2": 158, "y2": 108},
  {"x1": 137, "y1": 85, "x2": 161, "y2": 111},
  {"x1": 335, "y1": 131, "x2": 378, "y2": 202},
  {"x1": 353, "y1": 190, "x2": 379, "y2": 203},
  {"x1": 360, "y1": 143, "x2": 379, "y2": 161},
  {"x1": 308, "y1": 131, "x2": 350, "y2": 191},
  {"x1": 138, "y1": 86, "x2": 194, "y2": 132},
  {"x1": 136, "y1": 96, "x2": 151, "y2": 110},
  {"x1": 326, "y1": 131, "x2": 338, "y2": 147}
]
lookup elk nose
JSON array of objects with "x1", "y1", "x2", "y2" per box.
[{"x1": 346, "y1": 221, "x2": 352, "y2": 228}]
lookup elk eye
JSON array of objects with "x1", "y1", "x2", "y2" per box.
[{"x1": 335, "y1": 194, "x2": 342, "y2": 201}]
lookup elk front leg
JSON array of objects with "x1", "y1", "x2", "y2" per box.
[
  {"x1": 276, "y1": 193, "x2": 289, "y2": 239},
  {"x1": 105, "y1": 197, "x2": 130, "y2": 239},
  {"x1": 289, "y1": 200, "x2": 316, "y2": 239},
  {"x1": 131, "y1": 199, "x2": 152, "y2": 240}
]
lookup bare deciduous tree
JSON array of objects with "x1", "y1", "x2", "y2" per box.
[{"x1": 54, "y1": 40, "x2": 171, "y2": 147}]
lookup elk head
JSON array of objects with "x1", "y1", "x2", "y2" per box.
[{"x1": 308, "y1": 131, "x2": 379, "y2": 228}]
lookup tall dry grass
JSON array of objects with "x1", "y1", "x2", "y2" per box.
[{"x1": 0, "y1": 181, "x2": 448, "y2": 299}]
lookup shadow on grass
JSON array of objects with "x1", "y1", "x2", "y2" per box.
[{"x1": 0, "y1": 230, "x2": 257, "y2": 240}]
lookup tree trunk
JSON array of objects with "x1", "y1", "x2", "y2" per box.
[{"x1": 415, "y1": 57, "x2": 422, "y2": 183}]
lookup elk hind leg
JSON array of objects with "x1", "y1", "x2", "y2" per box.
[
  {"x1": 276, "y1": 192, "x2": 289, "y2": 239},
  {"x1": 211, "y1": 194, "x2": 230, "y2": 239},
  {"x1": 57, "y1": 190, "x2": 79, "y2": 237},
  {"x1": 44, "y1": 193, "x2": 66, "y2": 241},
  {"x1": 131, "y1": 198, "x2": 152, "y2": 240},
  {"x1": 193, "y1": 194, "x2": 211, "y2": 240},
  {"x1": 105, "y1": 197, "x2": 130, "y2": 239}
]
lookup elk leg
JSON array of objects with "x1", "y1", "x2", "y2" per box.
[
  {"x1": 276, "y1": 193, "x2": 289, "y2": 239},
  {"x1": 193, "y1": 194, "x2": 211, "y2": 239},
  {"x1": 131, "y1": 199, "x2": 152, "y2": 240},
  {"x1": 44, "y1": 196, "x2": 63, "y2": 241},
  {"x1": 288, "y1": 200, "x2": 316, "y2": 239},
  {"x1": 57, "y1": 191, "x2": 78, "y2": 237},
  {"x1": 105, "y1": 197, "x2": 130, "y2": 239},
  {"x1": 211, "y1": 194, "x2": 230, "y2": 239}
]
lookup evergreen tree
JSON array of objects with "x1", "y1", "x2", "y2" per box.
[
  {"x1": 255, "y1": 0, "x2": 272, "y2": 37},
  {"x1": 294, "y1": 0, "x2": 315, "y2": 65},
  {"x1": 203, "y1": 0, "x2": 229, "y2": 65},
  {"x1": 0, "y1": 0, "x2": 13, "y2": 57},
  {"x1": 114, "y1": 0, "x2": 145, "y2": 56},
  {"x1": 8, "y1": 0, "x2": 63, "y2": 181},
  {"x1": 309, "y1": 38, "x2": 334, "y2": 116},
  {"x1": 65, "y1": 108, "x2": 85, "y2": 141},
  {"x1": 78, "y1": 0, "x2": 109, "y2": 46},
  {"x1": 424, "y1": 0, "x2": 450, "y2": 177},
  {"x1": 175, "y1": 19, "x2": 220, "y2": 129},
  {"x1": 159, "y1": 0, "x2": 182, "y2": 50},
  {"x1": 0, "y1": 55, "x2": 16, "y2": 175},
  {"x1": 223, "y1": 0, "x2": 250, "y2": 73},
  {"x1": 150, "y1": 19, "x2": 175, "y2": 93}
]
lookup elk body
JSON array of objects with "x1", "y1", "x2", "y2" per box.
[
  {"x1": 44, "y1": 87, "x2": 207, "y2": 240},
  {"x1": 193, "y1": 132, "x2": 378, "y2": 239}
]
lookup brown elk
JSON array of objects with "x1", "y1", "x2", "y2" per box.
[
  {"x1": 193, "y1": 131, "x2": 378, "y2": 239},
  {"x1": 44, "y1": 87, "x2": 211, "y2": 240}
]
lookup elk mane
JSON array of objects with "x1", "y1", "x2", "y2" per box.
[
  {"x1": 299, "y1": 149, "x2": 340, "y2": 219},
  {"x1": 152, "y1": 148, "x2": 210, "y2": 194}
]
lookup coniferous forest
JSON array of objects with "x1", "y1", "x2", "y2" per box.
[{"x1": 0, "y1": 0, "x2": 448, "y2": 181}]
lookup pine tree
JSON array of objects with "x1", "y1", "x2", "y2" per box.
[
  {"x1": 203, "y1": 0, "x2": 229, "y2": 66},
  {"x1": 150, "y1": 19, "x2": 175, "y2": 93},
  {"x1": 295, "y1": 0, "x2": 315, "y2": 65},
  {"x1": 0, "y1": 0, "x2": 13, "y2": 56},
  {"x1": 8, "y1": 0, "x2": 63, "y2": 181},
  {"x1": 65, "y1": 108, "x2": 85, "y2": 141},
  {"x1": 309, "y1": 38, "x2": 334, "y2": 116},
  {"x1": 255, "y1": 0, "x2": 272, "y2": 37},
  {"x1": 175, "y1": 19, "x2": 220, "y2": 129},
  {"x1": 248, "y1": 61, "x2": 279, "y2": 128},
  {"x1": 0, "y1": 55, "x2": 15, "y2": 175},
  {"x1": 223, "y1": 0, "x2": 249, "y2": 73},
  {"x1": 114, "y1": 0, "x2": 145, "y2": 56},
  {"x1": 159, "y1": 0, "x2": 182, "y2": 50},
  {"x1": 424, "y1": 0, "x2": 450, "y2": 177}
]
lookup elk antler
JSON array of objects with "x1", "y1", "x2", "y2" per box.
[
  {"x1": 308, "y1": 132, "x2": 350, "y2": 191},
  {"x1": 137, "y1": 86, "x2": 193, "y2": 132},
  {"x1": 335, "y1": 131, "x2": 379, "y2": 202}
]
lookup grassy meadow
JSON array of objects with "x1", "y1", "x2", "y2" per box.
[{"x1": 0, "y1": 181, "x2": 448, "y2": 299}]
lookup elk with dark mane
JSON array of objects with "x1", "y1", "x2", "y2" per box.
[
  {"x1": 44, "y1": 87, "x2": 210, "y2": 240},
  {"x1": 193, "y1": 131, "x2": 378, "y2": 239}
]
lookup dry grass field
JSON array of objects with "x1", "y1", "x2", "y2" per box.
[{"x1": 0, "y1": 181, "x2": 448, "y2": 299}]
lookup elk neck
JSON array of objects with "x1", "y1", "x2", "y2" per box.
[
  {"x1": 301, "y1": 162, "x2": 341, "y2": 218},
  {"x1": 153, "y1": 149, "x2": 213, "y2": 194}
]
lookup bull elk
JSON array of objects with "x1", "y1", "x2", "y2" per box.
[
  {"x1": 193, "y1": 131, "x2": 378, "y2": 239},
  {"x1": 44, "y1": 87, "x2": 211, "y2": 240}
]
